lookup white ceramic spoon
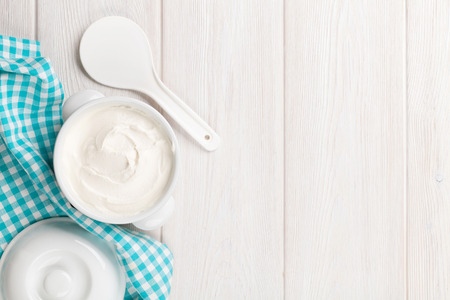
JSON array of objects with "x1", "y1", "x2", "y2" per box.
[{"x1": 79, "y1": 16, "x2": 220, "y2": 151}]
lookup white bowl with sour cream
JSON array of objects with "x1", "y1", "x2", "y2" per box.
[{"x1": 54, "y1": 90, "x2": 180, "y2": 230}]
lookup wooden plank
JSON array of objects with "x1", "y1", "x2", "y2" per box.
[
  {"x1": 407, "y1": 1, "x2": 450, "y2": 298},
  {"x1": 0, "y1": 0, "x2": 35, "y2": 39},
  {"x1": 37, "y1": 0, "x2": 162, "y2": 240},
  {"x1": 161, "y1": 0, "x2": 284, "y2": 298},
  {"x1": 284, "y1": 0, "x2": 406, "y2": 298}
]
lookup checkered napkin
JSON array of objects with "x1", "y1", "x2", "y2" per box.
[{"x1": 0, "y1": 36, "x2": 173, "y2": 299}]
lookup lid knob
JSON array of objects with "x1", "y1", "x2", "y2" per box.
[{"x1": 43, "y1": 269, "x2": 72, "y2": 298}]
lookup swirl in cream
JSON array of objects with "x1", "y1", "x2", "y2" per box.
[{"x1": 60, "y1": 105, "x2": 173, "y2": 217}]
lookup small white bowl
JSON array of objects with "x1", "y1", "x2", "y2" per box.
[{"x1": 53, "y1": 90, "x2": 180, "y2": 230}]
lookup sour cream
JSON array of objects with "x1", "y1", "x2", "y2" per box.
[{"x1": 59, "y1": 105, "x2": 174, "y2": 217}]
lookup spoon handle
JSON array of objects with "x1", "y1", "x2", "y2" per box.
[{"x1": 139, "y1": 70, "x2": 221, "y2": 151}]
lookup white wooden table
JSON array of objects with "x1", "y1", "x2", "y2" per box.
[{"x1": 2, "y1": 0, "x2": 450, "y2": 299}]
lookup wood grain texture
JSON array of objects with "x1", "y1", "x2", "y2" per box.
[
  {"x1": 10, "y1": 0, "x2": 450, "y2": 299},
  {"x1": 407, "y1": 1, "x2": 450, "y2": 298},
  {"x1": 285, "y1": 1, "x2": 405, "y2": 299},
  {"x1": 0, "y1": 0, "x2": 35, "y2": 39},
  {"x1": 161, "y1": 0, "x2": 284, "y2": 299},
  {"x1": 37, "y1": 0, "x2": 162, "y2": 240}
]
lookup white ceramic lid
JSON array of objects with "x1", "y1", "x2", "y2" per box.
[{"x1": 0, "y1": 217, "x2": 125, "y2": 300}]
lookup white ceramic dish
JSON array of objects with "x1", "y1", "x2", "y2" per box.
[
  {"x1": 54, "y1": 90, "x2": 179, "y2": 230},
  {"x1": 0, "y1": 217, "x2": 125, "y2": 300}
]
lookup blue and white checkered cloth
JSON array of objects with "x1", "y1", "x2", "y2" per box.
[{"x1": 0, "y1": 36, "x2": 173, "y2": 300}]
